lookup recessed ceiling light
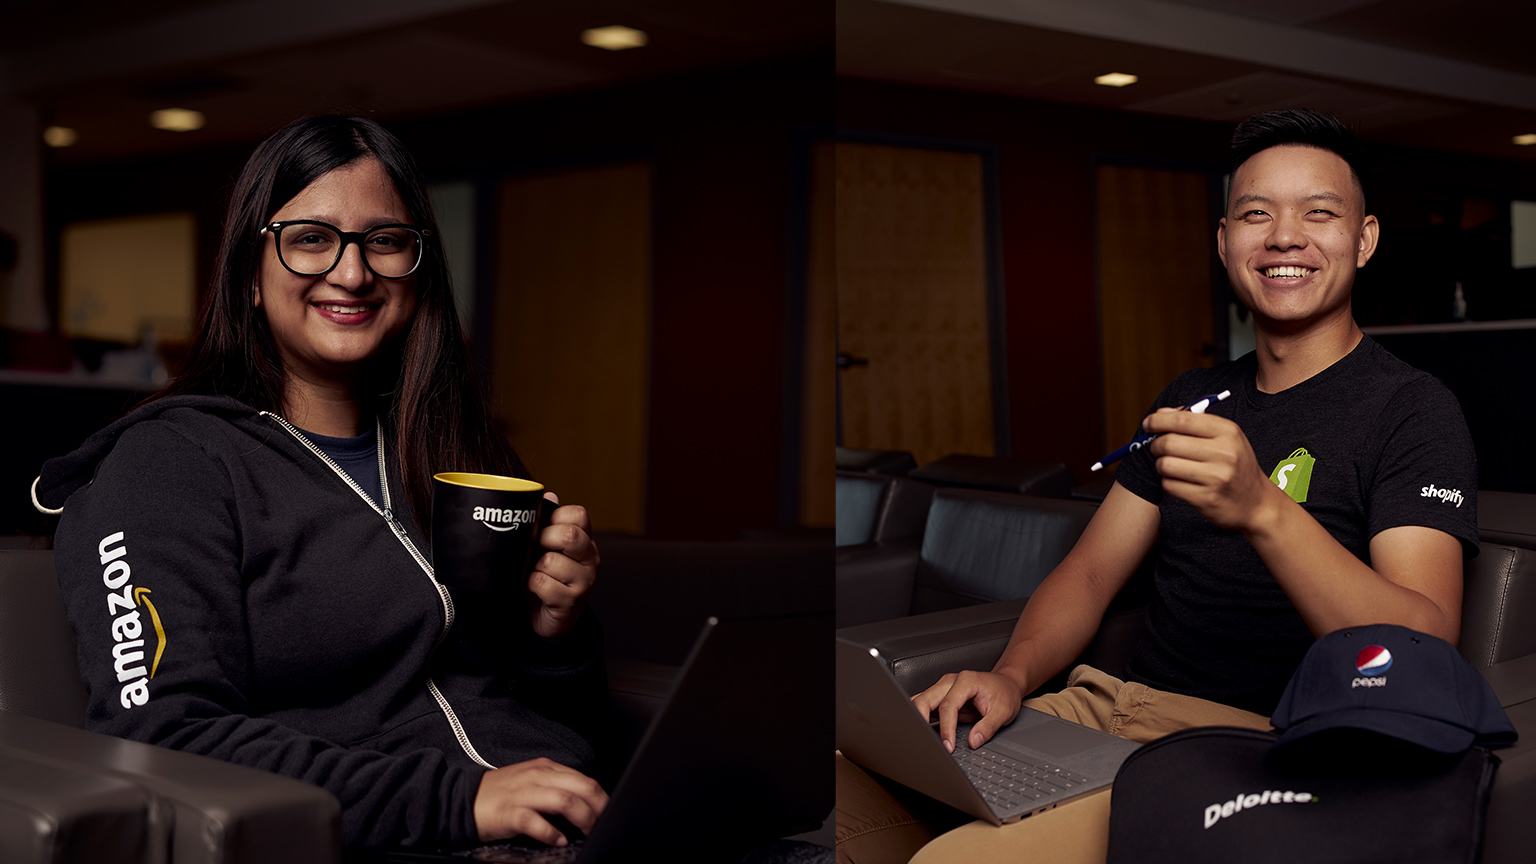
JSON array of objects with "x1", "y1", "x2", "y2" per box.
[
  {"x1": 43, "y1": 126, "x2": 78, "y2": 147},
  {"x1": 1515, "y1": 133, "x2": 1536, "y2": 146},
  {"x1": 582, "y1": 25, "x2": 647, "y2": 50},
  {"x1": 150, "y1": 108, "x2": 205, "y2": 132},
  {"x1": 1095, "y1": 72, "x2": 1139, "y2": 88}
]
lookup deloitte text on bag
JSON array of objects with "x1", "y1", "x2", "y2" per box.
[
  {"x1": 1106, "y1": 726, "x2": 1498, "y2": 864},
  {"x1": 1107, "y1": 625, "x2": 1515, "y2": 864}
]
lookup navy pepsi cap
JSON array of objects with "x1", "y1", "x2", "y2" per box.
[{"x1": 1270, "y1": 624, "x2": 1517, "y2": 753}]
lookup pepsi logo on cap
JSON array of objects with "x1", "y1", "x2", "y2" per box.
[{"x1": 1356, "y1": 645, "x2": 1393, "y2": 676}]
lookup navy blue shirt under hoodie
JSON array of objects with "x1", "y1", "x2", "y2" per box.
[
  {"x1": 33, "y1": 395, "x2": 607, "y2": 849},
  {"x1": 306, "y1": 424, "x2": 382, "y2": 507}
]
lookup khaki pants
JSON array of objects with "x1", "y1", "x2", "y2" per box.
[{"x1": 835, "y1": 666, "x2": 1273, "y2": 864}]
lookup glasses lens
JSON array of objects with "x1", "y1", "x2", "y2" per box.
[
  {"x1": 276, "y1": 223, "x2": 343, "y2": 275},
  {"x1": 364, "y1": 226, "x2": 422, "y2": 278}
]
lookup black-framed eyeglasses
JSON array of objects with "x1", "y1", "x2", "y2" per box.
[{"x1": 260, "y1": 220, "x2": 431, "y2": 279}]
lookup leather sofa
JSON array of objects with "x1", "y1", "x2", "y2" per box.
[
  {"x1": 839, "y1": 541, "x2": 1536, "y2": 695},
  {"x1": 1478, "y1": 490, "x2": 1536, "y2": 550},
  {"x1": 836, "y1": 488, "x2": 1103, "y2": 629},
  {"x1": 834, "y1": 472, "x2": 932, "y2": 549}
]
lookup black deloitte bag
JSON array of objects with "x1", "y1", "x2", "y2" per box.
[
  {"x1": 1108, "y1": 623, "x2": 1518, "y2": 864},
  {"x1": 1106, "y1": 726, "x2": 1499, "y2": 864}
]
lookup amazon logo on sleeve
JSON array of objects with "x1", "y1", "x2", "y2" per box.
[{"x1": 98, "y1": 532, "x2": 167, "y2": 710}]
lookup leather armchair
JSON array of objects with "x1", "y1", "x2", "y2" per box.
[{"x1": 0, "y1": 550, "x2": 341, "y2": 864}]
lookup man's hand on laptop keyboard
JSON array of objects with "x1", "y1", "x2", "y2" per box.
[
  {"x1": 911, "y1": 670, "x2": 1025, "y2": 753},
  {"x1": 474, "y1": 757, "x2": 609, "y2": 846}
]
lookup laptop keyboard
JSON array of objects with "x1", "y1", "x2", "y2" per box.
[
  {"x1": 457, "y1": 840, "x2": 585, "y2": 863},
  {"x1": 950, "y1": 736, "x2": 1093, "y2": 812}
]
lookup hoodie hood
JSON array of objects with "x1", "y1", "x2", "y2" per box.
[{"x1": 33, "y1": 394, "x2": 261, "y2": 514}]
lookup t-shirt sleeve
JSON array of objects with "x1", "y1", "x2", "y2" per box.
[
  {"x1": 54, "y1": 421, "x2": 484, "y2": 847},
  {"x1": 1365, "y1": 377, "x2": 1480, "y2": 557},
  {"x1": 1112, "y1": 375, "x2": 1201, "y2": 506}
]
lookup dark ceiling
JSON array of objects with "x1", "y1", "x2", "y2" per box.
[
  {"x1": 8, "y1": 0, "x2": 1536, "y2": 164},
  {"x1": 0, "y1": 0, "x2": 832, "y2": 162},
  {"x1": 838, "y1": 0, "x2": 1536, "y2": 162}
]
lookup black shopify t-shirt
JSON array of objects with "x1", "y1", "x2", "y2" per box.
[{"x1": 1113, "y1": 335, "x2": 1479, "y2": 716}]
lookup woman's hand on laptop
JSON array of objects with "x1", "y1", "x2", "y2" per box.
[
  {"x1": 911, "y1": 670, "x2": 1025, "y2": 753},
  {"x1": 474, "y1": 757, "x2": 609, "y2": 845}
]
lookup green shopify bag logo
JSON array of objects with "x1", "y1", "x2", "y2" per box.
[{"x1": 1269, "y1": 448, "x2": 1316, "y2": 503}]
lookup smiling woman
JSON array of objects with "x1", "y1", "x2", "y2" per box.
[
  {"x1": 167, "y1": 116, "x2": 518, "y2": 502},
  {"x1": 33, "y1": 116, "x2": 611, "y2": 851},
  {"x1": 252, "y1": 158, "x2": 422, "y2": 431}
]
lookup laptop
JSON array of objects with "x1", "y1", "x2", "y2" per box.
[
  {"x1": 362, "y1": 613, "x2": 831, "y2": 863},
  {"x1": 836, "y1": 636, "x2": 1140, "y2": 825}
]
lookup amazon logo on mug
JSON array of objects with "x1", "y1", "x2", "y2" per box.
[{"x1": 472, "y1": 506, "x2": 537, "y2": 532}]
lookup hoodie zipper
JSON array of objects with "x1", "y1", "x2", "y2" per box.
[{"x1": 260, "y1": 411, "x2": 497, "y2": 770}]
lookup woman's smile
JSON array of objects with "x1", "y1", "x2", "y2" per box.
[{"x1": 255, "y1": 157, "x2": 419, "y2": 387}]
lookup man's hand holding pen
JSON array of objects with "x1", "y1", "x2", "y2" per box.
[{"x1": 1143, "y1": 408, "x2": 1290, "y2": 534}]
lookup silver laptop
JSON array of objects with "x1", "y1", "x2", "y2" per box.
[{"x1": 837, "y1": 636, "x2": 1140, "y2": 825}]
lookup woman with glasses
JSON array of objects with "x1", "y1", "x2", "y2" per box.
[{"x1": 33, "y1": 116, "x2": 608, "y2": 850}]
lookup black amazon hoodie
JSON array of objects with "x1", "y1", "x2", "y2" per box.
[{"x1": 33, "y1": 395, "x2": 605, "y2": 848}]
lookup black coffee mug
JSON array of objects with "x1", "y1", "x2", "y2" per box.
[{"x1": 431, "y1": 472, "x2": 558, "y2": 605}]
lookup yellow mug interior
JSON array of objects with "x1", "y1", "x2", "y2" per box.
[{"x1": 433, "y1": 472, "x2": 544, "y2": 492}]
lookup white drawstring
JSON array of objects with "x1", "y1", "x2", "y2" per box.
[{"x1": 30, "y1": 476, "x2": 63, "y2": 515}]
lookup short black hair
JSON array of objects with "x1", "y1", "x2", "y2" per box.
[{"x1": 1230, "y1": 109, "x2": 1365, "y2": 205}]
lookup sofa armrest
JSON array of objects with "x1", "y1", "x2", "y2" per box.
[
  {"x1": 1482, "y1": 653, "x2": 1536, "y2": 708},
  {"x1": 1481, "y1": 653, "x2": 1536, "y2": 864},
  {"x1": 837, "y1": 598, "x2": 1148, "y2": 699},
  {"x1": 838, "y1": 599, "x2": 1027, "y2": 695},
  {"x1": 0, "y1": 711, "x2": 340, "y2": 864},
  {"x1": 0, "y1": 751, "x2": 159, "y2": 864}
]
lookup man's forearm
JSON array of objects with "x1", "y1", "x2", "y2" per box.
[
  {"x1": 988, "y1": 482, "x2": 1160, "y2": 694},
  {"x1": 991, "y1": 559, "x2": 1120, "y2": 695},
  {"x1": 1243, "y1": 482, "x2": 1461, "y2": 642}
]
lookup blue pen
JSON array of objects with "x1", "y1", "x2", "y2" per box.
[{"x1": 1090, "y1": 390, "x2": 1232, "y2": 472}]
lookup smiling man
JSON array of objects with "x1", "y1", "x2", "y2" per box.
[{"x1": 836, "y1": 109, "x2": 1481, "y2": 864}]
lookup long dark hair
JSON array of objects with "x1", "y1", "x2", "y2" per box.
[{"x1": 159, "y1": 115, "x2": 522, "y2": 528}]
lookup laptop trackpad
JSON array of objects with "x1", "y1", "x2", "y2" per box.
[{"x1": 995, "y1": 717, "x2": 1110, "y2": 758}]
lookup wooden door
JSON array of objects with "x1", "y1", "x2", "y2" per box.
[
  {"x1": 1097, "y1": 164, "x2": 1215, "y2": 453},
  {"x1": 835, "y1": 141, "x2": 996, "y2": 468},
  {"x1": 493, "y1": 163, "x2": 650, "y2": 534}
]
